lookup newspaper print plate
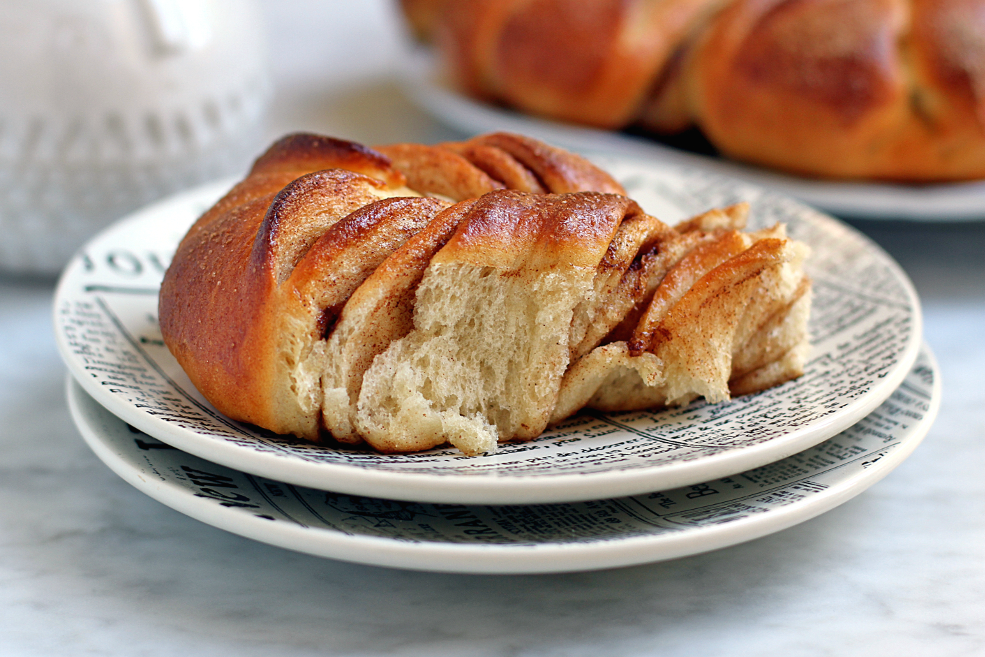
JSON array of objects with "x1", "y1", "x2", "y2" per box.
[
  {"x1": 54, "y1": 158, "x2": 923, "y2": 505},
  {"x1": 66, "y1": 344, "x2": 939, "y2": 574}
]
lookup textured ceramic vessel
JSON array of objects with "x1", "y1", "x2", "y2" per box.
[{"x1": 0, "y1": 0, "x2": 271, "y2": 274}]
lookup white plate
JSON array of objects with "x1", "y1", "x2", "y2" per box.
[
  {"x1": 65, "y1": 343, "x2": 940, "y2": 574},
  {"x1": 404, "y1": 56, "x2": 985, "y2": 222},
  {"x1": 53, "y1": 158, "x2": 922, "y2": 505}
]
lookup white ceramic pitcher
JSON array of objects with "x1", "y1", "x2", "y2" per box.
[{"x1": 0, "y1": 0, "x2": 271, "y2": 274}]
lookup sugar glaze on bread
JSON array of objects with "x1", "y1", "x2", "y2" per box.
[{"x1": 159, "y1": 132, "x2": 811, "y2": 455}]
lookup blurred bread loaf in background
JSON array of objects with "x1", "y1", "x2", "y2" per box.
[{"x1": 401, "y1": 0, "x2": 985, "y2": 182}]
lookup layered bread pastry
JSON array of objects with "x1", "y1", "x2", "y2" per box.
[
  {"x1": 159, "y1": 132, "x2": 811, "y2": 455},
  {"x1": 402, "y1": 0, "x2": 985, "y2": 181}
]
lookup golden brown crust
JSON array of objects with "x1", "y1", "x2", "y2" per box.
[
  {"x1": 442, "y1": 141, "x2": 547, "y2": 192},
  {"x1": 453, "y1": 132, "x2": 627, "y2": 194},
  {"x1": 159, "y1": 193, "x2": 278, "y2": 430},
  {"x1": 433, "y1": 189, "x2": 636, "y2": 270},
  {"x1": 250, "y1": 133, "x2": 407, "y2": 184},
  {"x1": 444, "y1": 0, "x2": 726, "y2": 128},
  {"x1": 691, "y1": 0, "x2": 983, "y2": 179},
  {"x1": 372, "y1": 143, "x2": 504, "y2": 200},
  {"x1": 378, "y1": 132, "x2": 625, "y2": 195}
]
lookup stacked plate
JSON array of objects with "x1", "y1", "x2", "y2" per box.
[{"x1": 54, "y1": 157, "x2": 939, "y2": 574}]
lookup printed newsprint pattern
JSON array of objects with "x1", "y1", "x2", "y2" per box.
[
  {"x1": 55, "y1": 163, "x2": 921, "y2": 493},
  {"x1": 69, "y1": 345, "x2": 936, "y2": 569}
]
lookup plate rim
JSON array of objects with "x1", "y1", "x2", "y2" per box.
[
  {"x1": 65, "y1": 342, "x2": 941, "y2": 574},
  {"x1": 53, "y1": 160, "x2": 923, "y2": 505}
]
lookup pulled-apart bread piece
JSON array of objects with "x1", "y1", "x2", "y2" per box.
[
  {"x1": 354, "y1": 190, "x2": 648, "y2": 455},
  {"x1": 160, "y1": 132, "x2": 811, "y2": 456}
]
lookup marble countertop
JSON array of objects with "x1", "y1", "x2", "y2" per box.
[{"x1": 2, "y1": 2, "x2": 983, "y2": 655}]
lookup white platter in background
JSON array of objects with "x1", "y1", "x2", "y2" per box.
[
  {"x1": 54, "y1": 158, "x2": 922, "y2": 505},
  {"x1": 403, "y1": 58, "x2": 985, "y2": 222},
  {"x1": 66, "y1": 343, "x2": 940, "y2": 574}
]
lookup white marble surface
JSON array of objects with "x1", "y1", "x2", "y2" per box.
[{"x1": 1, "y1": 2, "x2": 983, "y2": 655}]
